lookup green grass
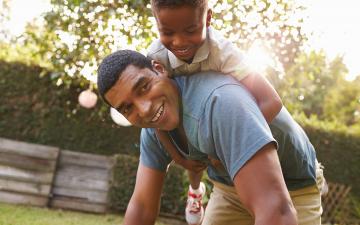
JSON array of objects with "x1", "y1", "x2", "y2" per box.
[{"x1": 0, "y1": 203, "x2": 167, "y2": 225}]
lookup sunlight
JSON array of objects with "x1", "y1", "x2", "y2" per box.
[
  {"x1": 5, "y1": 0, "x2": 50, "y2": 36},
  {"x1": 302, "y1": 0, "x2": 360, "y2": 80},
  {"x1": 244, "y1": 40, "x2": 274, "y2": 75}
]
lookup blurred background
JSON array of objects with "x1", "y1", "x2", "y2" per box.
[{"x1": 0, "y1": 0, "x2": 359, "y2": 224}]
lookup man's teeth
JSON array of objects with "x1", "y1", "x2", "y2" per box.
[{"x1": 151, "y1": 105, "x2": 164, "y2": 122}]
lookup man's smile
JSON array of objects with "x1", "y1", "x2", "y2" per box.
[{"x1": 151, "y1": 103, "x2": 164, "y2": 123}]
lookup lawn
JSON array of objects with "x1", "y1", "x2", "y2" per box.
[{"x1": 0, "y1": 203, "x2": 171, "y2": 225}]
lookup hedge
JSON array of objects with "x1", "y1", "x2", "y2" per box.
[
  {"x1": 0, "y1": 60, "x2": 141, "y2": 156},
  {"x1": 109, "y1": 154, "x2": 187, "y2": 215}
]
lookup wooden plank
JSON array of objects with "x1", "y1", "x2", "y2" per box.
[
  {"x1": 0, "y1": 138, "x2": 59, "y2": 160},
  {"x1": 0, "y1": 152, "x2": 57, "y2": 172},
  {"x1": 50, "y1": 197, "x2": 107, "y2": 213},
  {"x1": 53, "y1": 173, "x2": 109, "y2": 191},
  {"x1": 56, "y1": 164, "x2": 110, "y2": 181},
  {"x1": 59, "y1": 150, "x2": 115, "y2": 169},
  {"x1": 0, "y1": 165, "x2": 54, "y2": 184},
  {"x1": 52, "y1": 186, "x2": 108, "y2": 204},
  {"x1": 0, "y1": 190, "x2": 48, "y2": 207},
  {"x1": 0, "y1": 178, "x2": 51, "y2": 196}
]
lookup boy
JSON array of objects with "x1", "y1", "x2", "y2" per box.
[{"x1": 147, "y1": 1, "x2": 282, "y2": 224}]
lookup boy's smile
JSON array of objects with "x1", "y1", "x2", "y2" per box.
[
  {"x1": 104, "y1": 63, "x2": 181, "y2": 131},
  {"x1": 154, "y1": 5, "x2": 212, "y2": 63}
]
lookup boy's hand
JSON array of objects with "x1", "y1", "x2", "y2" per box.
[{"x1": 176, "y1": 158, "x2": 207, "y2": 173}]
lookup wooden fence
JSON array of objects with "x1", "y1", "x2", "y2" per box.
[
  {"x1": 50, "y1": 150, "x2": 115, "y2": 213},
  {"x1": 0, "y1": 138, "x2": 114, "y2": 213}
]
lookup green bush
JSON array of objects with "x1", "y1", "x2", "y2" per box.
[
  {"x1": 0, "y1": 60, "x2": 140, "y2": 156},
  {"x1": 109, "y1": 154, "x2": 187, "y2": 215},
  {"x1": 294, "y1": 114, "x2": 360, "y2": 197}
]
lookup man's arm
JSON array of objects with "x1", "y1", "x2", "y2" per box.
[
  {"x1": 124, "y1": 164, "x2": 166, "y2": 225},
  {"x1": 233, "y1": 143, "x2": 298, "y2": 225}
]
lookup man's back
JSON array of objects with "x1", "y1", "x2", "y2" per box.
[{"x1": 141, "y1": 72, "x2": 317, "y2": 189}]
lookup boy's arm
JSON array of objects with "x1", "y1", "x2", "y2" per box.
[
  {"x1": 233, "y1": 143, "x2": 298, "y2": 225},
  {"x1": 124, "y1": 164, "x2": 166, "y2": 225},
  {"x1": 155, "y1": 129, "x2": 206, "y2": 173},
  {"x1": 214, "y1": 34, "x2": 282, "y2": 123},
  {"x1": 240, "y1": 73, "x2": 282, "y2": 123}
]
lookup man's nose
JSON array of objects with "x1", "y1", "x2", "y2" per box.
[{"x1": 136, "y1": 99, "x2": 152, "y2": 118}]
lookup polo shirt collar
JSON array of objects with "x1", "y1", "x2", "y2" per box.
[{"x1": 168, "y1": 35, "x2": 210, "y2": 69}]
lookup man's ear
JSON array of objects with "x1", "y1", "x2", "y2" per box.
[
  {"x1": 151, "y1": 60, "x2": 168, "y2": 77},
  {"x1": 206, "y1": 9, "x2": 212, "y2": 27}
]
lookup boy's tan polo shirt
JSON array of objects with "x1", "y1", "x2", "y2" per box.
[{"x1": 147, "y1": 27, "x2": 251, "y2": 80}]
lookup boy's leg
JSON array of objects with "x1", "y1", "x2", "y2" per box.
[{"x1": 186, "y1": 170, "x2": 206, "y2": 225}]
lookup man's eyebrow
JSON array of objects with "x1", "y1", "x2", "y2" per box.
[{"x1": 132, "y1": 76, "x2": 147, "y2": 92}]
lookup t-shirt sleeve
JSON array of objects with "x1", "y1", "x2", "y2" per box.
[
  {"x1": 203, "y1": 84, "x2": 277, "y2": 180},
  {"x1": 140, "y1": 128, "x2": 172, "y2": 171}
]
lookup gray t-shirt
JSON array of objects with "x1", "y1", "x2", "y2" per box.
[{"x1": 140, "y1": 72, "x2": 316, "y2": 190}]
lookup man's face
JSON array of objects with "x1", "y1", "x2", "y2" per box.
[
  {"x1": 153, "y1": 5, "x2": 212, "y2": 62},
  {"x1": 104, "y1": 63, "x2": 180, "y2": 131}
]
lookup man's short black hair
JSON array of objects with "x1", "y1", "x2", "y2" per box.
[
  {"x1": 151, "y1": 0, "x2": 208, "y2": 13},
  {"x1": 97, "y1": 50, "x2": 153, "y2": 104}
]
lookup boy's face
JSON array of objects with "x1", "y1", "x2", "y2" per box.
[
  {"x1": 153, "y1": 5, "x2": 212, "y2": 62},
  {"x1": 104, "y1": 62, "x2": 181, "y2": 131}
]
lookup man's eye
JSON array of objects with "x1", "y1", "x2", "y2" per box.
[
  {"x1": 141, "y1": 83, "x2": 149, "y2": 92},
  {"x1": 122, "y1": 106, "x2": 132, "y2": 115}
]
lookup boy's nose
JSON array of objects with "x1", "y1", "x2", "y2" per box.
[{"x1": 172, "y1": 35, "x2": 184, "y2": 47}]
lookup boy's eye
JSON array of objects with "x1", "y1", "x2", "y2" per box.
[
  {"x1": 186, "y1": 29, "x2": 196, "y2": 34},
  {"x1": 161, "y1": 31, "x2": 174, "y2": 36}
]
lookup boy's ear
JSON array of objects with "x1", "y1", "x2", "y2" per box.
[
  {"x1": 151, "y1": 60, "x2": 168, "y2": 77},
  {"x1": 206, "y1": 9, "x2": 212, "y2": 27}
]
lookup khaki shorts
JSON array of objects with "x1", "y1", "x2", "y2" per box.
[{"x1": 202, "y1": 162, "x2": 325, "y2": 225}]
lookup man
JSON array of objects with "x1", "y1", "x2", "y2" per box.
[{"x1": 97, "y1": 50, "x2": 325, "y2": 225}]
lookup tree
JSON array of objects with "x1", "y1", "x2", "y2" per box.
[
  {"x1": 277, "y1": 50, "x2": 360, "y2": 125},
  {"x1": 22, "y1": 0, "x2": 308, "y2": 87},
  {"x1": 323, "y1": 78, "x2": 360, "y2": 125},
  {"x1": 0, "y1": 0, "x2": 11, "y2": 41},
  {"x1": 211, "y1": 0, "x2": 306, "y2": 69}
]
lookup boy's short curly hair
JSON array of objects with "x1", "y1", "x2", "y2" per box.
[
  {"x1": 97, "y1": 50, "x2": 153, "y2": 104},
  {"x1": 151, "y1": 0, "x2": 208, "y2": 13}
]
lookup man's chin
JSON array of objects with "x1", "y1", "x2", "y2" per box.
[{"x1": 160, "y1": 120, "x2": 180, "y2": 131}]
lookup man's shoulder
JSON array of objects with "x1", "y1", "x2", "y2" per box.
[{"x1": 176, "y1": 73, "x2": 251, "y2": 115}]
